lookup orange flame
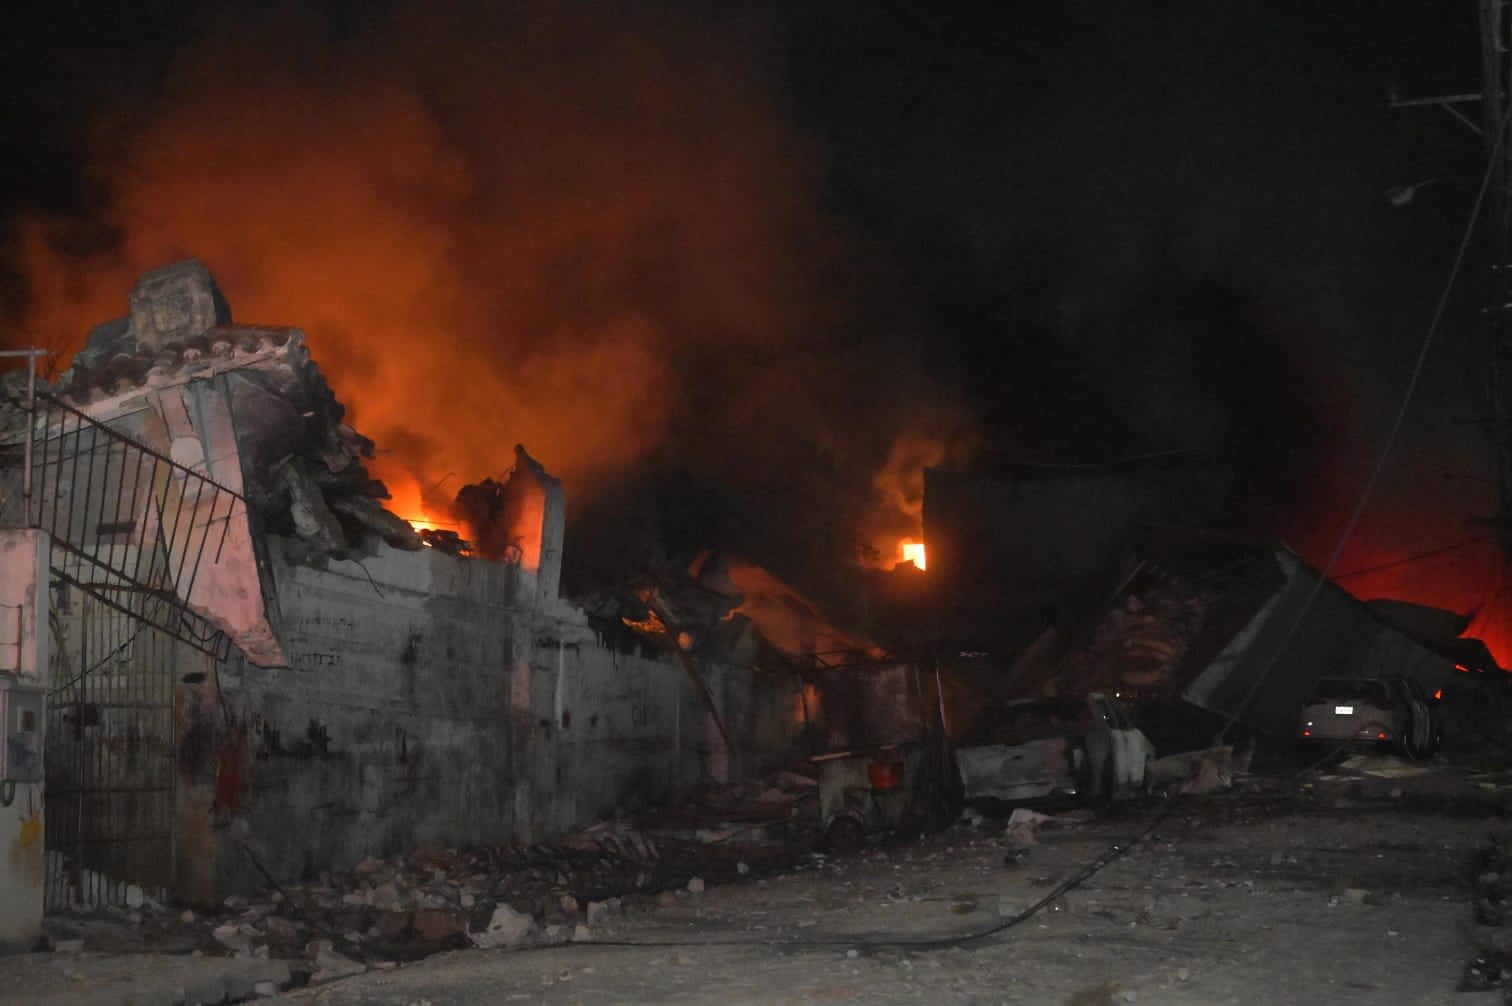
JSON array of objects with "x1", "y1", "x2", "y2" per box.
[
  {"x1": 862, "y1": 428, "x2": 972, "y2": 572},
  {"x1": 382, "y1": 469, "x2": 457, "y2": 536}
]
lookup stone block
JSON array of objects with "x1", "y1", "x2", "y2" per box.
[
  {"x1": 471, "y1": 904, "x2": 536, "y2": 949},
  {"x1": 128, "y1": 260, "x2": 231, "y2": 350}
]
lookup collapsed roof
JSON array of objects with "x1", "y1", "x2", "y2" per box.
[
  {"x1": 1, "y1": 259, "x2": 574, "y2": 664},
  {"x1": 60, "y1": 260, "x2": 422, "y2": 563},
  {"x1": 1003, "y1": 543, "x2": 1481, "y2": 739},
  {"x1": 601, "y1": 550, "x2": 887, "y2": 671}
]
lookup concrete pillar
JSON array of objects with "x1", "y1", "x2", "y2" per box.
[
  {"x1": 0, "y1": 530, "x2": 50, "y2": 954},
  {"x1": 499, "y1": 446, "x2": 565, "y2": 603}
]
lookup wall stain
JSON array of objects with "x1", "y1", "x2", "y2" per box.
[{"x1": 9, "y1": 808, "x2": 44, "y2": 887}]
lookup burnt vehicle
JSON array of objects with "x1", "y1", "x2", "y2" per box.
[
  {"x1": 809, "y1": 662, "x2": 959, "y2": 852},
  {"x1": 953, "y1": 694, "x2": 1155, "y2": 804},
  {"x1": 1299, "y1": 675, "x2": 1441, "y2": 759}
]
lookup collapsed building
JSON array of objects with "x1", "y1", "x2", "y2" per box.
[
  {"x1": 881, "y1": 464, "x2": 1506, "y2": 753},
  {"x1": 0, "y1": 261, "x2": 848, "y2": 940}
]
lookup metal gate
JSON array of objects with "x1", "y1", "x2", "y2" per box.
[{"x1": 44, "y1": 590, "x2": 180, "y2": 911}]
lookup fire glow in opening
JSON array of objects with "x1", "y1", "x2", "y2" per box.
[
  {"x1": 384, "y1": 470, "x2": 457, "y2": 537},
  {"x1": 900, "y1": 540, "x2": 927, "y2": 571}
]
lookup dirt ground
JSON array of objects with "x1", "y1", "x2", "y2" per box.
[
  {"x1": 9, "y1": 754, "x2": 1512, "y2": 1005},
  {"x1": 272, "y1": 780, "x2": 1506, "y2": 1005}
]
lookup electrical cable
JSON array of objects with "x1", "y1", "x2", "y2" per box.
[
  {"x1": 467, "y1": 797, "x2": 1179, "y2": 958},
  {"x1": 479, "y1": 736, "x2": 1365, "y2": 961},
  {"x1": 1215, "y1": 98, "x2": 1512, "y2": 744},
  {"x1": 282, "y1": 740, "x2": 1366, "y2": 998},
  {"x1": 1332, "y1": 538, "x2": 1492, "y2": 582},
  {"x1": 1468, "y1": 563, "x2": 1506, "y2": 640}
]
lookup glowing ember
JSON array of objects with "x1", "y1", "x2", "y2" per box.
[{"x1": 900, "y1": 540, "x2": 927, "y2": 571}]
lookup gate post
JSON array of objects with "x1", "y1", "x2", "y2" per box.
[{"x1": 0, "y1": 529, "x2": 50, "y2": 953}]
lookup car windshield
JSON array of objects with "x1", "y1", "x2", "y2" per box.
[{"x1": 1311, "y1": 678, "x2": 1390, "y2": 705}]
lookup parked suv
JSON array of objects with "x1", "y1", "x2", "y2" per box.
[{"x1": 1299, "y1": 675, "x2": 1441, "y2": 759}]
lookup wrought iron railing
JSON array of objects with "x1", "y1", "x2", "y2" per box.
[
  {"x1": 45, "y1": 593, "x2": 179, "y2": 912},
  {"x1": 1, "y1": 390, "x2": 244, "y2": 660}
]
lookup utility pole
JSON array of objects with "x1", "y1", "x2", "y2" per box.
[
  {"x1": 1481, "y1": 0, "x2": 1512, "y2": 551},
  {"x1": 1394, "y1": 3, "x2": 1512, "y2": 553}
]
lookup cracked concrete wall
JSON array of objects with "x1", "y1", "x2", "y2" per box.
[{"x1": 186, "y1": 539, "x2": 799, "y2": 902}]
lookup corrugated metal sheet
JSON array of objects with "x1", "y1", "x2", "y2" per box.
[{"x1": 1183, "y1": 550, "x2": 1458, "y2": 737}]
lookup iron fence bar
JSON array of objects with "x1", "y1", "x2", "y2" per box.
[
  {"x1": 13, "y1": 391, "x2": 248, "y2": 659},
  {"x1": 50, "y1": 558, "x2": 227, "y2": 660},
  {"x1": 177, "y1": 485, "x2": 221, "y2": 620},
  {"x1": 166, "y1": 479, "x2": 202, "y2": 610},
  {"x1": 133, "y1": 460, "x2": 162, "y2": 598},
  {"x1": 32, "y1": 392, "x2": 245, "y2": 497},
  {"x1": 97, "y1": 442, "x2": 118, "y2": 572},
  {"x1": 73, "y1": 604, "x2": 86, "y2": 906},
  {"x1": 123, "y1": 450, "x2": 148, "y2": 592},
  {"x1": 156, "y1": 468, "x2": 185, "y2": 598},
  {"x1": 95, "y1": 430, "x2": 117, "y2": 570},
  {"x1": 16, "y1": 387, "x2": 246, "y2": 910},
  {"x1": 74, "y1": 417, "x2": 97, "y2": 568}
]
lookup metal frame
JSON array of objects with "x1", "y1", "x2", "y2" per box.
[
  {"x1": 44, "y1": 590, "x2": 179, "y2": 911},
  {"x1": 4, "y1": 390, "x2": 245, "y2": 659}
]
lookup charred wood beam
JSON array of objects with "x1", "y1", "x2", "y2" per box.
[{"x1": 330, "y1": 495, "x2": 424, "y2": 551}]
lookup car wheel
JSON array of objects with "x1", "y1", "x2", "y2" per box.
[{"x1": 824, "y1": 815, "x2": 866, "y2": 856}]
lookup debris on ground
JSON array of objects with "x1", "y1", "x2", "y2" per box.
[
  {"x1": 1150, "y1": 746, "x2": 1234, "y2": 795},
  {"x1": 1463, "y1": 950, "x2": 1512, "y2": 993},
  {"x1": 1462, "y1": 834, "x2": 1512, "y2": 993},
  {"x1": 38, "y1": 766, "x2": 821, "y2": 1000},
  {"x1": 1334, "y1": 754, "x2": 1433, "y2": 780},
  {"x1": 1004, "y1": 808, "x2": 1055, "y2": 851}
]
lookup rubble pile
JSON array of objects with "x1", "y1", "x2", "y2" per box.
[
  {"x1": 43, "y1": 768, "x2": 820, "y2": 996},
  {"x1": 52, "y1": 260, "x2": 423, "y2": 561},
  {"x1": 239, "y1": 354, "x2": 423, "y2": 561},
  {"x1": 1011, "y1": 568, "x2": 1220, "y2": 700},
  {"x1": 1081, "y1": 576, "x2": 1214, "y2": 691}
]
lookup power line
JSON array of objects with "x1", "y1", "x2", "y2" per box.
[
  {"x1": 1333, "y1": 538, "x2": 1492, "y2": 581},
  {"x1": 1217, "y1": 98, "x2": 1511, "y2": 741}
]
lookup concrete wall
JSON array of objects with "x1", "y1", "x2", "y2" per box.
[
  {"x1": 0, "y1": 530, "x2": 49, "y2": 953},
  {"x1": 190, "y1": 541, "x2": 800, "y2": 901}
]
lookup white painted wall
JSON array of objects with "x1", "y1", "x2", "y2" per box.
[{"x1": 0, "y1": 530, "x2": 49, "y2": 953}]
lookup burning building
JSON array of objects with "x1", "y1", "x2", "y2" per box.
[{"x1": 0, "y1": 261, "x2": 832, "y2": 914}]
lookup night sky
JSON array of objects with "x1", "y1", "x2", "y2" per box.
[{"x1": 0, "y1": 2, "x2": 1504, "y2": 648}]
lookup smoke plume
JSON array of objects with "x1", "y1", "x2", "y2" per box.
[{"x1": 3, "y1": 2, "x2": 958, "y2": 584}]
